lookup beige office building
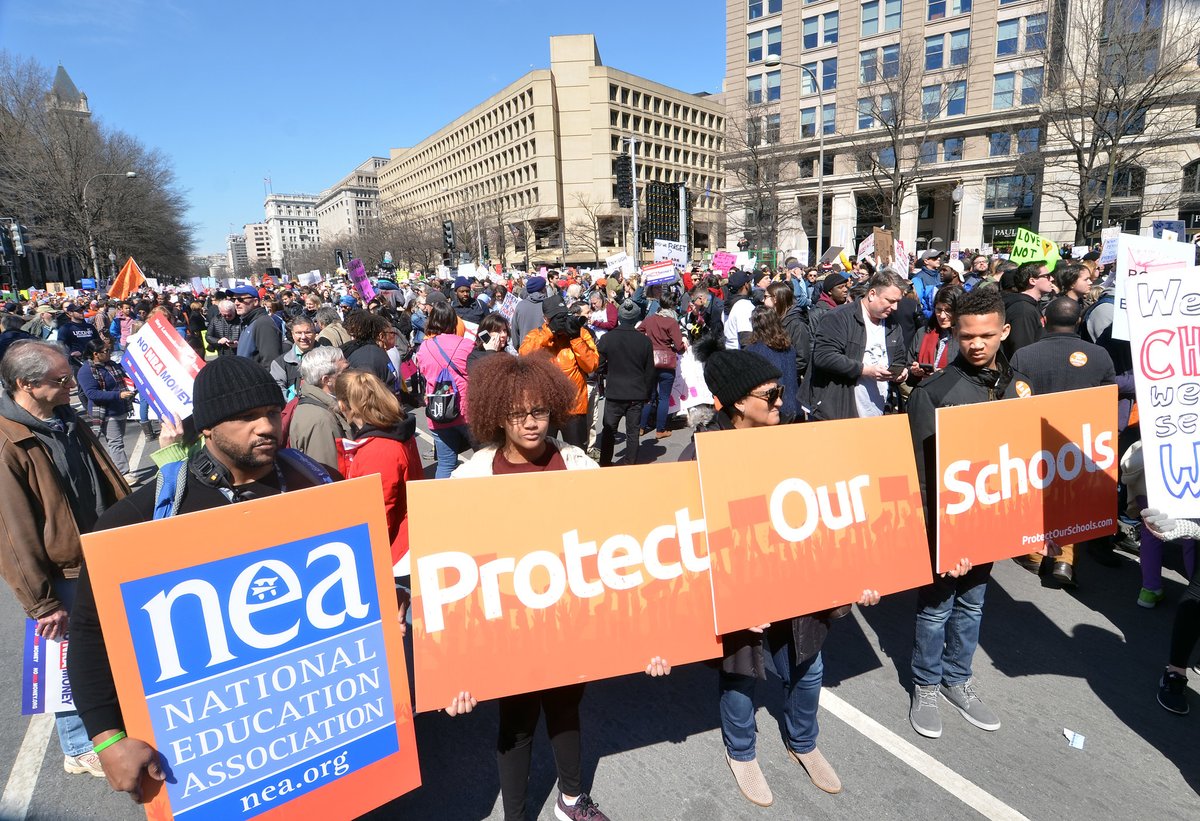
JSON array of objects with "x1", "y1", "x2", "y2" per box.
[
  {"x1": 264, "y1": 194, "x2": 320, "y2": 268},
  {"x1": 378, "y1": 34, "x2": 727, "y2": 269},
  {"x1": 317, "y1": 157, "x2": 390, "y2": 244},
  {"x1": 244, "y1": 222, "x2": 271, "y2": 269},
  {"x1": 725, "y1": 0, "x2": 1200, "y2": 259}
]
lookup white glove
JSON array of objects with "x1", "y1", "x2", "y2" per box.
[{"x1": 1141, "y1": 509, "x2": 1200, "y2": 542}]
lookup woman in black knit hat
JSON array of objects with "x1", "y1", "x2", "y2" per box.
[{"x1": 678, "y1": 347, "x2": 879, "y2": 809}]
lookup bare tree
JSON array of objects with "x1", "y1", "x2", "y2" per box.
[
  {"x1": 723, "y1": 98, "x2": 803, "y2": 254},
  {"x1": 564, "y1": 193, "x2": 607, "y2": 267},
  {"x1": 842, "y1": 37, "x2": 969, "y2": 236},
  {"x1": 0, "y1": 51, "x2": 193, "y2": 281},
  {"x1": 1038, "y1": 0, "x2": 1200, "y2": 242}
]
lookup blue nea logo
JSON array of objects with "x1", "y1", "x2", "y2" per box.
[{"x1": 121, "y1": 525, "x2": 381, "y2": 695}]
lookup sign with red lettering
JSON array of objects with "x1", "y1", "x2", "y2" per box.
[
  {"x1": 935, "y1": 387, "x2": 1118, "y2": 571},
  {"x1": 694, "y1": 416, "x2": 932, "y2": 634},
  {"x1": 1128, "y1": 267, "x2": 1200, "y2": 516},
  {"x1": 407, "y1": 462, "x2": 721, "y2": 712}
]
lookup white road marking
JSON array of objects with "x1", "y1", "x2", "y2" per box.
[
  {"x1": 819, "y1": 688, "x2": 1029, "y2": 821},
  {"x1": 127, "y1": 428, "x2": 148, "y2": 477},
  {"x1": 0, "y1": 713, "x2": 55, "y2": 820}
]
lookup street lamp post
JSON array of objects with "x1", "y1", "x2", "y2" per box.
[
  {"x1": 764, "y1": 55, "x2": 825, "y2": 263},
  {"x1": 82, "y1": 171, "x2": 137, "y2": 279}
]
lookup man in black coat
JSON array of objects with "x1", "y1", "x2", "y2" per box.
[
  {"x1": 596, "y1": 300, "x2": 655, "y2": 466},
  {"x1": 805, "y1": 270, "x2": 910, "y2": 421},
  {"x1": 1000, "y1": 260, "x2": 1052, "y2": 360}
]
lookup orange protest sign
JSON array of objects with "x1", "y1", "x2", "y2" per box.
[
  {"x1": 935, "y1": 385, "x2": 1118, "y2": 572},
  {"x1": 81, "y1": 478, "x2": 420, "y2": 821},
  {"x1": 407, "y1": 462, "x2": 721, "y2": 712},
  {"x1": 694, "y1": 416, "x2": 932, "y2": 635}
]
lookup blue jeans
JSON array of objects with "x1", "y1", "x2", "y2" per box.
[
  {"x1": 430, "y1": 424, "x2": 470, "y2": 479},
  {"x1": 720, "y1": 632, "x2": 823, "y2": 761},
  {"x1": 639, "y1": 368, "x2": 676, "y2": 434},
  {"x1": 136, "y1": 384, "x2": 151, "y2": 423},
  {"x1": 911, "y1": 562, "x2": 992, "y2": 687}
]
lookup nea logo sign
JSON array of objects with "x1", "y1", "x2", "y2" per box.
[{"x1": 124, "y1": 526, "x2": 378, "y2": 687}]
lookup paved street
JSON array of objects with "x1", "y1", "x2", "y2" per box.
[{"x1": 0, "y1": 416, "x2": 1197, "y2": 820}]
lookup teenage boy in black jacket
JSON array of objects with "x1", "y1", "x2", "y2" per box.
[{"x1": 905, "y1": 287, "x2": 1036, "y2": 741}]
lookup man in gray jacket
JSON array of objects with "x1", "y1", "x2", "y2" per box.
[
  {"x1": 286, "y1": 345, "x2": 348, "y2": 474},
  {"x1": 512, "y1": 275, "x2": 547, "y2": 349}
]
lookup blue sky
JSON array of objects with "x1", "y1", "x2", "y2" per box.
[{"x1": 1, "y1": 0, "x2": 726, "y2": 255}]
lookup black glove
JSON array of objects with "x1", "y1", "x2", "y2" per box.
[{"x1": 566, "y1": 315, "x2": 587, "y2": 339}]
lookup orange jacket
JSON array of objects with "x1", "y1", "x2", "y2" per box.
[{"x1": 519, "y1": 324, "x2": 599, "y2": 414}]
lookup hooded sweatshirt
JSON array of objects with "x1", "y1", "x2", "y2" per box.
[{"x1": 0, "y1": 391, "x2": 105, "y2": 531}]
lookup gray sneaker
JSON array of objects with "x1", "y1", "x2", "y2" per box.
[
  {"x1": 909, "y1": 684, "x2": 942, "y2": 738},
  {"x1": 940, "y1": 679, "x2": 1001, "y2": 731}
]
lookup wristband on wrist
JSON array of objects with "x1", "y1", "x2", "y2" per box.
[{"x1": 92, "y1": 731, "x2": 126, "y2": 754}]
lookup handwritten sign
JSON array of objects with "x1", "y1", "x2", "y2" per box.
[
  {"x1": 653, "y1": 239, "x2": 689, "y2": 270},
  {"x1": 712, "y1": 251, "x2": 736, "y2": 272},
  {"x1": 1127, "y1": 266, "x2": 1200, "y2": 516},
  {"x1": 348, "y1": 259, "x2": 376, "y2": 302},
  {"x1": 1112, "y1": 234, "x2": 1196, "y2": 340}
]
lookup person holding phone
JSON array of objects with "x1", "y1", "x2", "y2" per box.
[
  {"x1": 909, "y1": 286, "x2": 963, "y2": 381},
  {"x1": 805, "y1": 270, "x2": 912, "y2": 421}
]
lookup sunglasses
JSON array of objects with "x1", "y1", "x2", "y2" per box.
[
  {"x1": 43, "y1": 374, "x2": 76, "y2": 387},
  {"x1": 748, "y1": 386, "x2": 783, "y2": 405}
]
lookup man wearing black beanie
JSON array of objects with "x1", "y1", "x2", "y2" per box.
[{"x1": 67, "y1": 355, "x2": 337, "y2": 803}]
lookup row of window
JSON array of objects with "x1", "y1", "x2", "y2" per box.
[
  {"x1": 607, "y1": 109, "x2": 723, "y2": 155},
  {"x1": 748, "y1": 0, "x2": 1032, "y2": 23},
  {"x1": 396, "y1": 88, "x2": 536, "y2": 175},
  {"x1": 607, "y1": 134, "x2": 720, "y2": 167},
  {"x1": 606, "y1": 84, "x2": 722, "y2": 131},
  {"x1": 854, "y1": 69, "x2": 1043, "y2": 129}
]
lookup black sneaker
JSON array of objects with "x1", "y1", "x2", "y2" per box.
[
  {"x1": 1157, "y1": 670, "x2": 1190, "y2": 715},
  {"x1": 555, "y1": 792, "x2": 610, "y2": 821}
]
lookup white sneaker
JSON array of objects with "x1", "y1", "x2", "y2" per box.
[{"x1": 64, "y1": 752, "x2": 104, "y2": 777}]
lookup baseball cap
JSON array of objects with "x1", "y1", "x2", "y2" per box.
[
  {"x1": 229, "y1": 285, "x2": 259, "y2": 298},
  {"x1": 727, "y1": 270, "x2": 751, "y2": 291}
]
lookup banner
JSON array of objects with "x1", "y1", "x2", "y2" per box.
[
  {"x1": 408, "y1": 462, "x2": 721, "y2": 711},
  {"x1": 21, "y1": 620, "x2": 73, "y2": 714},
  {"x1": 711, "y1": 251, "x2": 736, "y2": 273},
  {"x1": 642, "y1": 260, "x2": 678, "y2": 286},
  {"x1": 935, "y1": 387, "x2": 1118, "y2": 572},
  {"x1": 695, "y1": 416, "x2": 932, "y2": 634},
  {"x1": 1127, "y1": 267, "x2": 1200, "y2": 516},
  {"x1": 298, "y1": 270, "x2": 323, "y2": 287},
  {"x1": 653, "y1": 239, "x2": 688, "y2": 270},
  {"x1": 80, "y1": 479, "x2": 420, "y2": 821},
  {"x1": 347, "y1": 259, "x2": 376, "y2": 302},
  {"x1": 121, "y1": 313, "x2": 203, "y2": 426},
  {"x1": 1112, "y1": 233, "x2": 1196, "y2": 340},
  {"x1": 1009, "y1": 228, "x2": 1060, "y2": 271}
]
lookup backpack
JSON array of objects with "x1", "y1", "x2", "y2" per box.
[
  {"x1": 153, "y1": 448, "x2": 332, "y2": 520},
  {"x1": 280, "y1": 393, "x2": 325, "y2": 447},
  {"x1": 424, "y1": 337, "x2": 466, "y2": 424},
  {"x1": 1080, "y1": 293, "x2": 1115, "y2": 344}
]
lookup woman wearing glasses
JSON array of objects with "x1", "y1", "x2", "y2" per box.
[
  {"x1": 679, "y1": 348, "x2": 879, "y2": 809},
  {"x1": 444, "y1": 352, "x2": 668, "y2": 821}
]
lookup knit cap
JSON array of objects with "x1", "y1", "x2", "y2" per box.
[
  {"x1": 192, "y1": 356, "x2": 284, "y2": 431},
  {"x1": 703, "y1": 349, "x2": 782, "y2": 410},
  {"x1": 618, "y1": 300, "x2": 641, "y2": 325}
]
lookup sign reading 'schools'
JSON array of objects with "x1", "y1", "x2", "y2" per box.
[{"x1": 81, "y1": 479, "x2": 420, "y2": 821}]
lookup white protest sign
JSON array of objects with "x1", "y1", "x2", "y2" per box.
[
  {"x1": 856, "y1": 233, "x2": 875, "y2": 259},
  {"x1": 605, "y1": 251, "x2": 629, "y2": 275},
  {"x1": 21, "y1": 621, "x2": 74, "y2": 714},
  {"x1": 1112, "y1": 234, "x2": 1196, "y2": 340},
  {"x1": 949, "y1": 241, "x2": 961, "y2": 260},
  {"x1": 1127, "y1": 266, "x2": 1200, "y2": 516},
  {"x1": 120, "y1": 313, "x2": 203, "y2": 425},
  {"x1": 1162, "y1": 229, "x2": 1179, "y2": 243},
  {"x1": 298, "y1": 269, "x2": 323, "y2": 286},
  {"x1": 817, "y1": 246, "x2": 844, "y2": 266},
  {"x1": 1099, "y1": 226, "x2": 1120, "y2": 265},
  {"x1": 145, "y1": 277, "x2": 160, "y2": 291},
  {"x1": 654, "y1": 239, "x2": 689, "y2": 270},
  {"x1": 457, "y1": 262, "x2": 478, "y2": 279}
]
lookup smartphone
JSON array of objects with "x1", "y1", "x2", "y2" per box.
[
  {"x1": 917, "y1": 363, "x2": 935, "y2": 373},
  {"x1": 887, "y1": 362, "x2": 908, "y2": 377},
  {"x1": 478, "y1": 331, "x2": 492, "y2": 345}
]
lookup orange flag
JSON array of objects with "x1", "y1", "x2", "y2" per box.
[{"x1": 107, "y1": 257, "x2": 146, "y2": 300}]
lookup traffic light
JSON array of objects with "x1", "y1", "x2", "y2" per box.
[
  {"x1": 442, "y1": 219, "x2": 456, "y2": 252},
  {"x1": 334, "y1": 249, "x2": 345, "y2": 269},
  {"x1": 9, "y1": 223, "x2": 25, "y2": 256},
  {"x1": 615, "y1": 154, "x2": 633, "y2": 208},
  {"x1": 483, "y1": 244, "x2": 490, "y2": 261}
]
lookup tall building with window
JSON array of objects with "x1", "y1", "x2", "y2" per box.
[
  {"x1": 264, "y1": 194, "x2": 320, "y2": 268},
  {"x1": 226, "y1": 233, "x2": 249, "y2": 275},
  {"x1": 725, "y1": 0, "x2": 1200, "y2": 258},
  {"x1": 378, "y1": 34, "x2": 726, "y2": 269},
  {"x1": 244, "y1": 222, "x2": 271, "y2": 269},
  {"x1": 317, "y1": 157, "x2": 390, "y2": 243}
]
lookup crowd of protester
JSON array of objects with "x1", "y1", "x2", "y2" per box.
[{"x1": 0, "y1": 239, "x2": 1197, "y2": 819}]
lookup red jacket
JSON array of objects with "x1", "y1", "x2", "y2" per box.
[{"x1": 337, "y1": 418, "x2": 423, "y2": 565}]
